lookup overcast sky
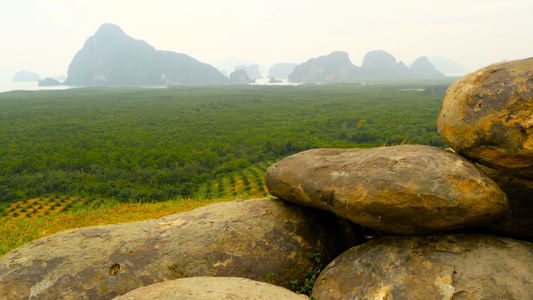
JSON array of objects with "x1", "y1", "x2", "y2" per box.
[{"x1": 1, "y1": 0, "x2": 532, "y2": 82}]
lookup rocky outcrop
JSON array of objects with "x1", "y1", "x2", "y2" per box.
[
  {"x1": 312, "y1": 234, "x2": 533, "y2": 300},
  {"x1": 63, "y1": 23, "x2": 228, "y2": 86},
  {"x1": 437, "y1": 58, "x2": 533, "y2": 180},
  {"x1": 0, "y1": 198, "x2": 359, "y2": 299},
  {"x1": 288, "y1": 51, "x2": 360, "y2": 83},
  {"x1": 409, "y1": 56, "x2": 446, "y2": 77},
  {"x1": 265, "y1": 145, "x2": 507, "y2": 235},
  {"x1": 12, "y1": 70, "x2": 41, "y2": 82},
  {"x1": 268, "y1": 63, "x2": 298, "y2": 79},
  {"x1": 229, "y1": 69, "x2": 254, "y2": 84},
  {"x1": 113, "y1": 277, "x2": 309, "y2": 300}
]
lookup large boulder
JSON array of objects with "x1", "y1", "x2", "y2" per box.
[
  {"x1": 265, "y1": 145, "x2": 508, "y2": 235},
  {"x1": 476, "y1": 164, "x2": 533, "y2": 242},
  {"x1": 113, "y1": 277, "x2": 308, "y2": 300},
  {"x1": 0, "y1": 199, "x2": 359, "y2": 299},
  {"x1": 437, "y1": 58, "x2": 533, "y2": 180},
  {"x1": 312, "y1": 234, "x2": 533, "y2": 300}
]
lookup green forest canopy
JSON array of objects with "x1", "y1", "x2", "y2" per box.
[{"x1": 0, "y1": 81, "x2": 452, "y2": 204}]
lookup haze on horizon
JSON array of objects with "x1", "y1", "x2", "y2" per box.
[{"x1": 1, "y1": 0, "x2": 532, "y2": 82}]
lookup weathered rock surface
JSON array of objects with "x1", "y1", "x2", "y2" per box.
[
  {"x1": 0, "y1": 198, "x2": 358, "y2": 299},
  {"x1": 113, "y1": 277, "x2": 308, "y2": 300},
  {"x1": 476, "y1": 164, "x2": 533, "y2": 242},
  {"x1": 437, "y1": 58, "x2": 533, "y2": 180},
  {"x1": 312, "y1": 234, "x2": 533, "y2": 300},
  {"x1": 265, "y1": 145, "x2": 508, "y2": 234}
]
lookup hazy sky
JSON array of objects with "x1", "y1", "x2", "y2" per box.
[{"x1": 2, "y1": 0, "x2": 532, "y2": 82}]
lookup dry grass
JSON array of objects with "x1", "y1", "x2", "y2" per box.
[{"x1": 0, "y1": 197, "x2": 235, "y2": 257}]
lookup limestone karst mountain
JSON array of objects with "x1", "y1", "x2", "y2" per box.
[
  {"x1": 288, "y1": 50, "x2": 446, "y2": 82},
  {"x1": 360, "y1": 50, "x2": 408, "y2": 78},
  {"x1": 409, "y1": 56, "x2": 446, "y2": 77},
  {"x1": 63, "y1": 23, "x2": 229, "y2": 86},
  {"x1": 288, "y1": 51, "x2": 361, "y2": 83},
  {"x1": 229, "y1": 69, "x2": 254, "y2": 84},
  {"x1": 12, "y1": 70, "x2": 41, "y2": 82}
]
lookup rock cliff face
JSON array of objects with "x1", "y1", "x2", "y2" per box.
[{"x1": 64, "y1": 24, "x2": 228, "y2": 86}]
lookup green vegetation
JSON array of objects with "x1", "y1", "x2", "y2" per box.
[
  {"x1": 0, "y1": 82, "x2": 449, "y2": 207},
  {"x1": 291, "y1": 252, "x2": 324, "y2": 296}
]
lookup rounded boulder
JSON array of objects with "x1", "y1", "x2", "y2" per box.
[
  {"x1": 265, "y1": 145, "x2": 507, "y2": 234},
  {"x1": 0, "y1": 199, "x2": 357, "y2": 299},
  {"x1": 112, "y1": 277, "x2": 308, "y2": 300},
  {"x1": 437, "y1": 58, "x2": 533, "y2": 179},
  {"x1": 312, "y1": 234, "x2": 533, "y2": 300}
]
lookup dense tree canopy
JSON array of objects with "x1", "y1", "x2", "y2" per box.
[{"x1": 0, "y1": 82, "x2": 450, "y2": 204}]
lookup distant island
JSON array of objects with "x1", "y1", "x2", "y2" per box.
[
  {"x1": 19, "y1": 23, "x2": 457, "y2": 87},
  {"x1": 12, "y1": 70, "x2": 41, "y2": 82},
  {"x1": 288, "y1": 50, "x2": 445, "y2": 83},
  {"x1": 63, "y1": 23, "x2": 229, "y2": 86}
]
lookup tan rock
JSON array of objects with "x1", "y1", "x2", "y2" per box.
[
  {"x1": 312, "y1": 234, "x2": 533, "y2": 300},
  {"x1": 0, "y1": 199, "x2": 358, "y2": 299},
  {"x1": 437, "y1": 58, "x2": 533, "y2": 179},
  {"x1": 265, "y1": 145, "x2": 508, "y2": 234},
  {"x1": 112, "y1": 277, "x2": 308, "y2": 300}
]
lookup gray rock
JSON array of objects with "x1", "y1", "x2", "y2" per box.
[
  {"x1": 0, "y1": 198, "x2": 358, "y2": 299},
  {"x1": 265, "y1": 145, "x2": 508, "y2": 235},
  {"x1": 112, "y1": 277, "x2": 308, "y2": 300},
  {"x1": 312, "y1": 234, "x2": 533, "y2": 300},
  {"x1": 437, "y1": 57, "x2": 533, "y2": 180}
]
